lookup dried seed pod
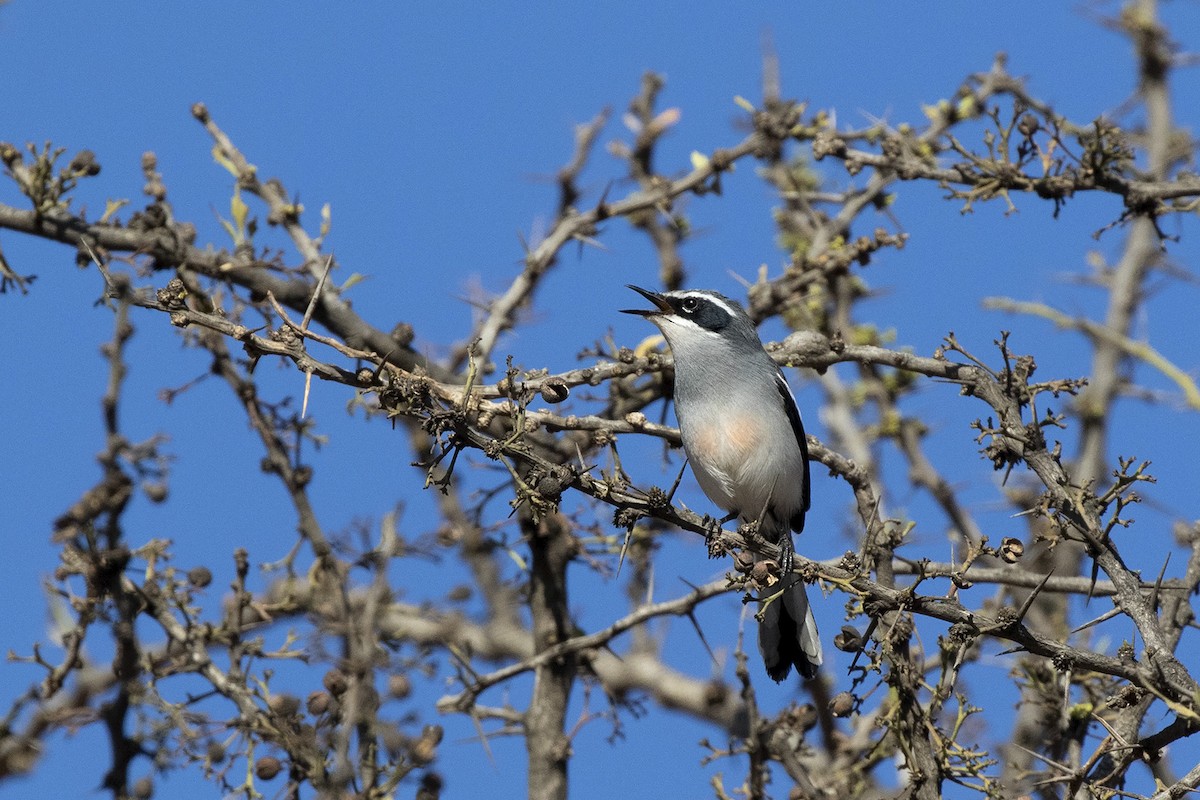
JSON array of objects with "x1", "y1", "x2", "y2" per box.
[
  {"x1": 829, "y1": 691, "x2": 856, "y2": 718},
  {"x1": 833, "y1": 625, "x2": 864, "y2": 652},
  {"x1": 999, "y1": 537, "x2": 1024, "y2": 563},
  {"x1": 750, "y1": 560, "x2": 776, "y2": 586},
  {"x1": 540, "y1": 380, "x2": 569, "y2": 404}
]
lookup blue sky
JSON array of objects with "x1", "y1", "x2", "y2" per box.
[{"x1": 3, "y1": 2, "x2": 1200, "y2": 798}]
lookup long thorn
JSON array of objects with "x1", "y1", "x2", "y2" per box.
[
  {"x1": 301, "y1": 254, "x2": 335, "y2": 331},
  {"x1": 1013, "y1": 567, "x2": 1056, "y2": 626}
]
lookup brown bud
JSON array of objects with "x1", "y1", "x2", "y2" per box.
[
  {"x1": 784, "y1": 702, "x2": 818, "y2": 732},
  {"x1": 132, "y1": 776, "x2": 153, "y2": 799},
  {"x1": 391, "y1": 322, "x2": 415, "y2": 347},
  {"x1": 68, "y1": 150, "x2": 101, "y2": 177},
  {"x1": 411, "y1": 738, "x2": 437, "y2": 765},
  {"x1": 388, "y1": 674, "x2": 413, "y2": 700},
  {"x1": 142, "y1": 481, "x2": 169, "y2": 503},
  {"x1": 702, "y1": 680, "x2": 728, "y2": 707},
  {"x1": 306, "y1": 691, "x2": 331, "y2": 716},
  {"x1": 421, "y1": 724, "x2": 444, "y2": 745},
  {"x1": 270, "y1": 325, "x2": 299, "y2": 345},
  {"x1": 292, "y1": 465, "x2": 313, "y2": 488},
  {"x1": 187, "y1": 566, "x2": 212, "y2": 588},
  {"x1": 155, "y1": 278, "x2": 188, "y2": 310},
  {"x1": 323, "y1": 669, "x2": 348, "y2": 695},
  {"x1": 838, "y1": 550, "x2": 862, "y2": 573},
  {"x1": 255, "y1": 756, "x2": 282, "y2": 780},
  {"x1": 613, "y1": 507, "x2": 642, "y2": 529},
  {"x1": 411, "y1": 724, "x2": 443, "y2": 765},
  {"x1": 417, "y1": 772, "x2": 444, "y2": 800},
  {"x1": 644, "y1": 486, "x2": 669, "y2": 511},
  {"x1": 948, "y1": 622, "x2": 977, "y2": 644},
  {"x1": 994, "y1": 606, "x2": 1020, "y2": 628},
  {"x1": 269, "y1": 694, "x2": 301, "y2": 717}
]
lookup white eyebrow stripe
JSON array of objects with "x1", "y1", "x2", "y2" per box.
[{"x1": 671, "y1": 291, "x2": 740, "y2": 319}]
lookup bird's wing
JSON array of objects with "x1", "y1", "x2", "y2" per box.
[{"x1": 774, "y1": 369, "x2": 811, "y2": 530}]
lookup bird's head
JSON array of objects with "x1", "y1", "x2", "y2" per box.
[{"x1": 621, "y1": 285, "x2": 758, "y2": 354}]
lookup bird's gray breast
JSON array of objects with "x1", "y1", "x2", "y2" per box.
[{"x1": 675, "y1": 381, "x2": 805, "y2": 529}]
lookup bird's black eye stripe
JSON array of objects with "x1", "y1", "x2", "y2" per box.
[{"x1": 667, "y1": 293, "x2": 736, "y2": 332}]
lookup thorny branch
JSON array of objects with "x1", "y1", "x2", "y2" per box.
[{"x1": 4, "y1": 13, "x2": 1200, "y2": 800}]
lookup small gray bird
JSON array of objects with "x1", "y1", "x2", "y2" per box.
[{"x1": 623, "y1": 285, "x2": 821, "y2": 681}]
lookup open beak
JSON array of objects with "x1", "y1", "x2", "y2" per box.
[{"x1": 620, "y1": 284, "x2": 673, "y2": 316}]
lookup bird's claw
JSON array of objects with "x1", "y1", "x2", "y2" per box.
[{"x1": 778, "y1": 534, "x2": 795, "y2": 577}]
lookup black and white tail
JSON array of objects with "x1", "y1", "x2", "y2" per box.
[{"x1": 758, "y1": 572, "x2": 822, "y2": 681}]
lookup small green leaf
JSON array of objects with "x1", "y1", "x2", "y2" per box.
[
  {"x1": 101, "y1": 198, "x2": 129, "y2": 224},
  {"x1": 211, "y1": 144, "x2": 240, "y2": 177},
  {"x1": 319, "y1": 202, "x2": 332, "y2": 239},
  {"x1": 230, "y1": 189, "x2": 249, "y2": 237},
  {"x1": 505, "y1": 546, "x2": 528, "y2": 572},
  {"x1": 340, "y1": 272, "x2": 366, "y2": 291}
]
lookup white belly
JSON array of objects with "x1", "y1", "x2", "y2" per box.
[{"x1": 679, "y1": 408, "x2": 805, "y2": 528}]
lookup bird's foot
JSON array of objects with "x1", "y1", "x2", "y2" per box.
[{"x1": 778, "y1": 534, "x2": 795, "y2": 577}]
